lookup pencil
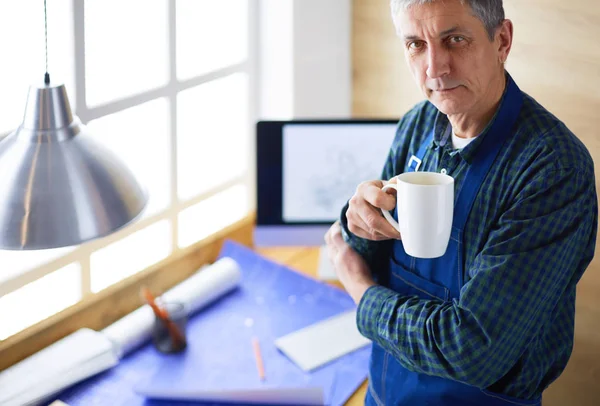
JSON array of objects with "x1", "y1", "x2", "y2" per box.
[{"x1": 252, "y1": 337, "x2": 266, "y2": 381}]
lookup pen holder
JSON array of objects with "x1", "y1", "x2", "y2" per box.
[{"x1": 151, "y1": 301, "x2": 188, "y2": 354}]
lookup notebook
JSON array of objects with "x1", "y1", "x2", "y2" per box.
[{"x1": 275, "y1": 310, "x2": 371, "y2": 372}]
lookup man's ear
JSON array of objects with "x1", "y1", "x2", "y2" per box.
[{"x1": 496, "y1": 19, "x2": 513, "y2": 64}]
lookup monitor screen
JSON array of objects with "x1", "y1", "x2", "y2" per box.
[{"x1": 255, "y1": 119, "x2": 398, "y2": 246}]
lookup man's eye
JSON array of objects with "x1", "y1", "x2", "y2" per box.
[
  {"x1": 450, "y1": 36, "x2": 465, "y2": 43},
  {"x1": 408, "y1": 41, "x2": 424, "y2": 50}
]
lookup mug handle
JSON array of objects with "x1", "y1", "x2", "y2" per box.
[{"x1": 380, "y1": 184, "x2": 400, "y2": 232}]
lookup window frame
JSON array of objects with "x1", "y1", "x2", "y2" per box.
[{"x1": 0, "y1": 0, "x2": 258, "y2": 342}]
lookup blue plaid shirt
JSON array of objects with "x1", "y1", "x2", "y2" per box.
[{"x1": 341, "y1": 86, "x2": 598, "y2": 399}]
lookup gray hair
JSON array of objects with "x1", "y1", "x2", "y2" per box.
[{"x1": 391, "y1": 0, "x2": 505, "y2": 40}]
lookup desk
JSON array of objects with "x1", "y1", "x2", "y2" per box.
[
  {"x1": 256, "y1": 246, "x2": 368, "y2": 406},
  {"x1": 53, "y1": 242, "x2": 367, "y2": 406}
]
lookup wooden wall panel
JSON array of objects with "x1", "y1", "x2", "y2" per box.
[
  {"x1": 352, "y1": 0, "x2": 422, "y2": 117},
  {"x1": 352, "y1": 1, "x2": 600, "y2": 404}
]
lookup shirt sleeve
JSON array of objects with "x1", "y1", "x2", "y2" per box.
[{"x1": 356, "y1": 166, "x2": 598, "y2": 388}]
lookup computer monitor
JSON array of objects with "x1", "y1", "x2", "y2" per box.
[{"x1": 255, "y1": 119, "x2": 398, "y2": 247}]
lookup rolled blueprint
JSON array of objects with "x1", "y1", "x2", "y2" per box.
[
  {"x1": 0, "y1": 259, "x2": 241, "y2": 406},
  {"x1": 102, "y1": 257, "x2": 241, "y2": 358}
]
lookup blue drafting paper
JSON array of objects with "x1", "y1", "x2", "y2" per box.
[{"x1": 55, "y1": 240, "x2": 370, "y2": 406}]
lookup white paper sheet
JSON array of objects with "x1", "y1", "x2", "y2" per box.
[
  {"x1": 274, "y1": 310, "x2": 370, "y2": 372},
  {"x1": 0, "y1": 328, "x2": 118, "y2": 406}
]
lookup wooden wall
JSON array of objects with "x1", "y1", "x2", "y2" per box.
[{"x1": 352, "y1": 1, "x2": 600, "y2": 405}]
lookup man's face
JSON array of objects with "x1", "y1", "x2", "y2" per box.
[{"x1": 393, "y1": 0, "x2": 505, "y2": 116}]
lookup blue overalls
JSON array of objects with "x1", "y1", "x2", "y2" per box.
[{"x1": 365, "y1": 76, "x2": 542, "y2": 406}]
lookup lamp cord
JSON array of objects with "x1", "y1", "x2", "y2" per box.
[{"x1": 44, "y1": 0, "x2": 50, "y2": 85}]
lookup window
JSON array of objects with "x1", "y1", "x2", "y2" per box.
[
  {"x1": 0, "y1": 263, "x2": 82, "y2": 340},
  {"x1": 176, "y1": 0, "x2": 249, "y2": 80},
  {"x1": 178, "y1": 184, "x2": 249, "y2": 248},
  {"x1": 84, "y1": 0, "x2": 170, "y2": 107},
  {"x1": 0, "y1": 0, "x2": 75, "y2": 135},
  {"x1": 87, "y1": 98, "x2": 171, "y2": 218},
  {"x1": 90, "y1": 221, "x2": 172, "y2": 293},
  {"x1": 0, "y1": 0, "x2": 256, "y2": 341},
  {"x1": 177, "y1": 73, "x2": 249, "y2": 200}
]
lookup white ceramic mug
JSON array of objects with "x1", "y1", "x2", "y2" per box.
[{"x1": 381, "y1": 172, "x2": 454, "y2": 258}]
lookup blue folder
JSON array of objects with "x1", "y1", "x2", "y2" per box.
[{"x1": 55, "y1": 240, "x2": 370, "y2": 406}]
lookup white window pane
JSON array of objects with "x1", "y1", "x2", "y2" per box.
[
  {"x1": 178, "y1": 184, "x2": 249, "y2": 248},
  {"x1": 177, "y1": 74, "x2": 249, "y2": 201},
  {"x1": 87, "y1": 98, "x2": 171, "y2": 218},
  {"x1": 0, "y1": 1, "x2": 75, "y2": 135},
  {"x1": 91, "y1": 220, "x2": 171, "y2": 293},
  {"x1": 84, "y1": 0, "x2": 169, "y2": 106},
  {"x1": 0, "y1": 263, "x2": 81, "y2": 340},
  {"x1": 176, "y1": 0, "x2": 248, "y2": 80},
  {"x1": 0, "y1": 247, "x2": 74, "y2": 286}
]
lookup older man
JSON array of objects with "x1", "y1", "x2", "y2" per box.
[{"x1": 325, "y1": 0, "x2": 598, "y2": 405}]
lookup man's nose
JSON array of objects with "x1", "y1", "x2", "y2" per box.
[{"x1": 426, "y1": 46, "x2": 450, "y2": 79}]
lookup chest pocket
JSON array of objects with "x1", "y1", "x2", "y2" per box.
[{"x1": 389, "y1": 254, "x2": 450, "y2": 302}]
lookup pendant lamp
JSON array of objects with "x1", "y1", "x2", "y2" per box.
[{"x1": 0, "y1": 1, "x2": 147, "y2": 250}]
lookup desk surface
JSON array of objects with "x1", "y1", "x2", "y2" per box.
[{"x1": 256, "y1": 246, "x2": 368, "y2": 406}]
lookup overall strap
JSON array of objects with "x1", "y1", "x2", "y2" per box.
[
  {"x1": 407, "y1": 130, "x2": 434, "y2": 172},
  {"x1": 405, "y1": 74, "x2": 524, "y2": 230},
  {"x1": 453, "y1": 75, "x2": 523, "y2": 230}
]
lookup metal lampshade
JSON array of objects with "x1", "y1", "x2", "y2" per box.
[{"x1": 0, "y1": 82, "x2": 148, "y2": 250}]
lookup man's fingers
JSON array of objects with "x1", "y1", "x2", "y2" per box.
[
  {"x1": 325, "y1": 222, "x2": 348, "y2": 268},
  {"x1": 329, "y1": 223, "x2": 343, "y2": 245},
  {"x1": 344, "y1": 179, "x2": 403, "y2": 241},
  {"x1": 347, "y1": 211, "x2": 386, "y2": 240},
  {"x1": 351, "y1": 192, "x2": 399, "y2": 239},
  {"x1": 362, "y1": 183, "x2": 397, "y2": 212},
  {"x1": 347, "y1": 205, "x2": 400, "y2": 240},
  {"x1": 349, "y1": 227, "x2": 390, "y2": 241},
  {"x1": 325, "y1": 229, "x2": 337, "y2": 262},
  {"x1": 326, "y1": 243, "x2": 337, "y2": 265},
  {"x1": 346, "y1": 207, "x2": 370, "y2": 237},
  {"x1": 360, "y1": 210, "x2": 400, "y2": 239}
]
